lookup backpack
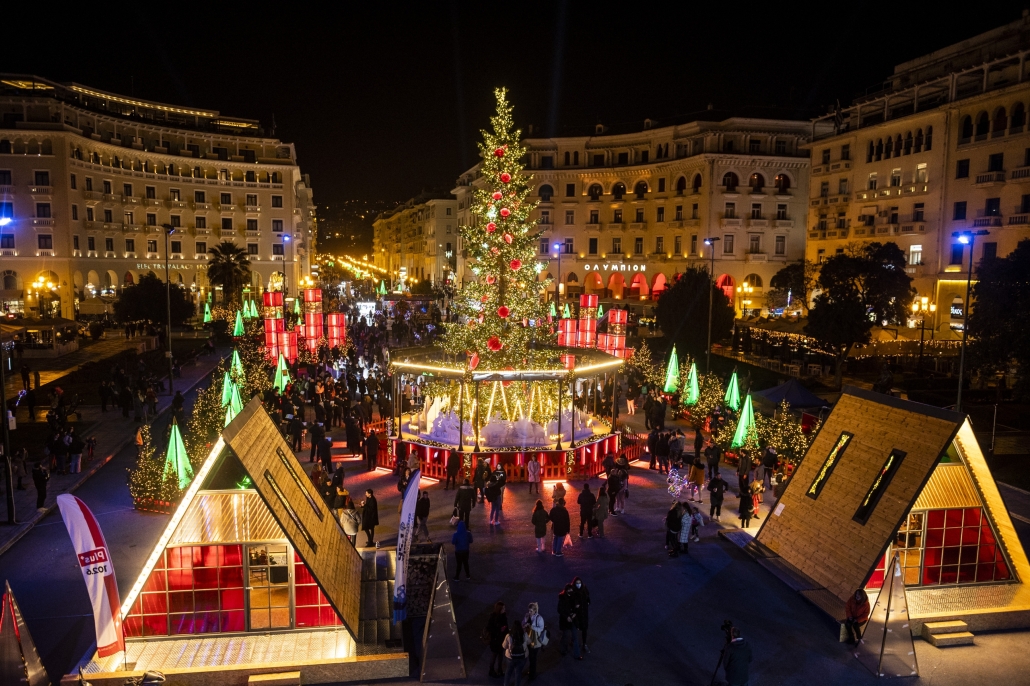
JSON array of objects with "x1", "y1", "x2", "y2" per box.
[
  {"x1": 509, "y1": 633, "x2": 526, "y2": 659},
  {"x1": 485, "y1": 484, "x2": 499, "y2": 503}
]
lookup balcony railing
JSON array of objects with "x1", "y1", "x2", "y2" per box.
[
  {"x1": 29, "y1": 186, "x2": 52, "y2": 195},
  {"x1": 32, "y1": 218, "x2": 55, "y2": 227},
  {"x1": 974, "y1": 171, "x2": 1006, "y2": 186},
  {"x1": 1008, "y1": 214, "x2": 1030, "y2": 225},
  {"x1": 972, "y1": 216, "x2": 1003, "y2": 227},
  {"x1": 1011, "y1": 167, "x2": 1030, "y2": 181}
]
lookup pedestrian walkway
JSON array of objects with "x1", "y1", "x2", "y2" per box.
[
  {"x1": 0, "y1": 351, "x2": 225, "y2": 556},
  {"x1": 3, "y1": 335, "x2": 158, "y2": 399}
]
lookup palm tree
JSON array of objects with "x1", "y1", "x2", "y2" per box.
[{"x1": 206, "y1": 241, "x2": 251, "y2": 306}]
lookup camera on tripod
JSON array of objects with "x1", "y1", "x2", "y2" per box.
[{"x1": 720, "y1": 619, "x2": 734, "y2": 643}]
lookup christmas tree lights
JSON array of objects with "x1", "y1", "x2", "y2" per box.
[
  {"x1": 684, "y1": 362, "x2": 700, "y2": 405},
  {"x1": 164, "y1": 419, "x2": 193, "y2": 490},
  {"x1": 730, "y1": 393, "x2": 757, "y2": 449},
  {"x1": 233, "y1": 310, "x2": 245, "y2": 336},
  {"x1": 725, "y1": 370, "x2": 741, "y2": 412},
  {"x1": 663, "y1": 345, "x2": 681, "y2": 393}
]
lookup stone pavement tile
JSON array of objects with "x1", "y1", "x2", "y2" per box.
[{"x1": 0, "y1": 351, "x2": 225, "y2": 556}]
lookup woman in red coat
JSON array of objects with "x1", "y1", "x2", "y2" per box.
[{"x1": 844, "y1": 589, "x2": 870, "y2": 644}]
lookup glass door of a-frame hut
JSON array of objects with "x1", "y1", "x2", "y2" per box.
[{"x1": 246, "y1": 543, "x2": 293, "y2": 630}]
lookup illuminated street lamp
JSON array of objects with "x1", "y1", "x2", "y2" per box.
[
  {"x1": 552, "y1": 242, "x2": 563, "y2": 306},
  {"x1": 952, "y1": 229, "x2": 989, "y2": 412},
  {"x1": 703, "y1": 237, "x2": 720, "y2": 372},
  {"x1": 911, "y1": 296, "x2": 936, "y2": 374}
]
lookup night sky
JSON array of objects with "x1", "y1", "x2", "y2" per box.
[{"x1": 5, "y1": 3, "x2": 1029, "y2": 208}]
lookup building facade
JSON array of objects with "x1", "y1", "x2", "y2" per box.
[
  {"x1": 372, "y1": 192, "x2": 458, "y2": 287},
  {"x1": 453, "y1": 116, "x2": 812, "y2": 313},
  {"x1": 0, "y1": 76, "x2": 315, "y2": 319},
  {"x1": 806, "y1": 13, "x2": 1030, "y2": 332}
]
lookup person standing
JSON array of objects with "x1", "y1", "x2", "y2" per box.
[
  {"x1": 454, "y1": 478, "x2": 476, "y2": 530},
  {"x1": 706, "y1": 440, "x2": 722, "y2": 481},
  {"x1": 688, "y1": 455, "x2": 706, "y2": 503},
  {"x1": 485, "y1": 601, "x2": 509, "y2": 678},
  {"x1": 524, "y1": 602, "x2": 545, "y2": 680},
  {"x1": 364, "y1": 427, "x2": 379, "y2": 471},
  {"x1": 647, "y1": 427, "x2": 658, "y2": 470},
  {"x1": 474, "y1": 458, "x2": 489, "y2": 503},
  {"x1": 556, "y1": 583, "x2": 582, "y2": 659},
  {"x1": 290, "y1": 415, "x2": 304, "y2": 452},
  {"x1": 576, "y1": 484, "x2": 596, "y2": 539},
  {"x1": 318, "y1": 434, "x2": 334, "y2": 475},
  {"x1": 587, "y1": 484, "x2": 606, "y2": 535},
  {"x1": 492, "y1": 463, "x2": 507, "y2": 522},
  {"x1": 707, "y1": 470, "x2": 728, "y2": 521},
  {"x1": 762, "y1": 446, "x2": 778, "y2": 492},
  {"x1": 415, "y1": 490, "x2": 431, "y2": 543},
  {"x1": 749, "y1": 478, "x2": 764, "y2": 519},
  {"x1": 571, "y1": 577, "x2": 591, "y2": 654},
  {"x1": 666, "y1": 503, "x2": 683, "y2": 556},
  {"x1": 678, "y1": 505, "x2": 693, "y2": 555},
  {"x1": 694, "y1": 428, "x2": 705, "y2": 461},
  {"x1": 526, "y1": 455, "x2": 540, "y2": 494},
  {"x1": 549, "y1": 498, "x2": 571, "y2": 557},
  {"x1": 360, "y1": 489, "x2": 379, "y2": 547},
  {"x1": 445, "y1": 450, "x2": 461, "y2": 490},
  {"x1": 32, "y1": 460, "x2": 49, "y2": 511},
  {"x1": 501, "y1": 621, "x2": 528, "y2": 686},
  {"x1": 844, "y1": 589, "x2": 870, "y2": 644},
  {"x1": 531, "y1": 500, "x2": 549, "y2": 553},
  {"x1": 98, "y1": 381, "x2": 109, "y2": 413},
  {"x1": 68, "y1": 429, "x2": 85, "y2": 475},
  {"x1": 12, "y1": 448, "x2": 27, "y2": 490},
  {"x1": 451, "y1": 520, "x2": 473, "y2": 581},
  {"x1": 720, "y1": 626, "x2": 753, "y2": 686},
  {"x1": 739, "y1": 478, "x2": 754, "y2": 529}
]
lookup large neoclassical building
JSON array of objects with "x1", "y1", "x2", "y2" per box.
[
  {"x1": 453, "y1": 115, "x2": 814, "y2": 313},
  {"x1": 0, "y1": 76, "x2": 316, "y2": 319}
]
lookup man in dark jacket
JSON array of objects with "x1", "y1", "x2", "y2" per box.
[
  {"x1": 721, "y1": 627, "x2": 752, "y2": 686},
  {"x1": 308, "y1": 423, "x2": 325, "y2": 463},
  {"x1": 289, "y1": 416, "x2": 304, "y2": 452},
  {"x1": 647, "y1": 428, "x2": 659, "y2": 470},
  {"x1": 557, "y1": 583, "x2": 581, "y2": 659},
  {"x1": 364, "y1": 428, "x2": 379, "y2": 471},
  {"x1": 361, "y1": 489, "x2": 379, "y2": 547},
  {"x1": 707, "y1": 471, "x2": 728, "y2": 521},
  {"x1": 694, "y1": 429, "x2": 705, "y2": 460},
  {"x1": 445, "y1": 451, "x2": 461, "y2": 490},
  {"x1": 761, "y1": 446, "x2": 778, "y2": 491},
  {"x1": 318, "y1": 435, "x2": 334, "y2": 475},
  {"x1": 32, "y1": 461, "x2": 50, "y2": 510},
  {"x1": 577, "y1": 484, "x2": 596, "y2": 539},
  {"x1": 549, "y1": 499, "x2": 571, "y2": 556},
  {"x1": 454, "y1": 478, "x2": 476, "y2": 530},
  {"x1": 706, "y1": 441, "x2": 722, "y2": 480}
]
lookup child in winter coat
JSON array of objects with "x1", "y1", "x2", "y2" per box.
[{"x1": 749, "y1": 479, "x2": 765, "y2": 519}]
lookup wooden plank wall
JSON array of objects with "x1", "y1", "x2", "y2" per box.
[
  {"x1": 756, "y1": 392, "x2": 958, "y2": 602},
  {"x1": 223, "y1": 398, "x2": 363, "y2": 634}
]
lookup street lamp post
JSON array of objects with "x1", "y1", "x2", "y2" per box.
[
  {"x1": 161, "y1": 224, "x2": 176, "y2": 396},
  {"x1": 703, "y1": 237, "x2": 720, "y2": 373},
  {"x1": 553, "y1": 242, "x2": 563, "y2": 307},
  {"x1": 911, "y1": 296, "x2": 936, "y2": 374},
  {"x1": 0, "y1": 343, "x2": 15, "y2": 524},
  {"x1": 952, "y1": 229, "x2": 988, "y2": 413}
]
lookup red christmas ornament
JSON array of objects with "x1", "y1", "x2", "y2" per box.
[
  {"x1": 522, "y1": 317, "x2": 529, "y2": 327},
  {"x1": 494, "y1": 147, "x2": 505, "y2": 157},
  {"x1": 509, "y1": 259, "x2": 522, "y2": 271},
  {"x1": 485, "y1": 274, "x2": 496, "y2": 285},
  {"x1": 469, "y1": 352, "x2": 480, "y2": 370},
  {"x1": 492, "y1": 191, "x2": 503, "y2": 201},
  {"x1": 468, "y1": 320, "x2": 476, "y2": 328},
  {"x1": 502, "y1": 233, "x2": 513, "y2": 245},
  {"x1": 497, "y1": 306, "x2": 510, "y2": 318},
  {"x1": 487, "y1": 336, "x2": 503, "y2": 352},
  {"x1": 486, "y1": 222, "x2": 497, "y2": 233},
  {"x1": 499, "y1": 208, "x2": 511, "y2": 218},
  {"x1": 491, "y1": 247, "x2": 500, "y2": 255},
  {"x1": 480, "y1": 294, "x2": 489, "y2": 303},
  {"x1": 500, "y1": 172, "x2": 512, "y2": 183}
]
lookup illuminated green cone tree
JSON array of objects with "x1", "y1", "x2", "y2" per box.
[
  {"x1": 725, "y1": 370, "x2": 741, "y2": 412},
  {"x1": 663, "y1": 345, "x2": 681, "y2": 393}
]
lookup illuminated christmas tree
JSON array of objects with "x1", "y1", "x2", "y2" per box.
[
  {"x1": 629, "y1": 340, "x2": 664, "y2": 390},
  {"x1": 663, "y1": 345, "x2": 681, "y2": 393},
  {"x1": 164, "y1": 419, "x2": 193, "y2": 490},
  {"x1": 233, "y1": 309, "x2": 245, "y2": 336},
  {"x1": 441, "y1": 89, "x2": 553, "y2": 368},
  {"x1": 724, "y1": 370, "x2": 741, "y2": 412},
  {"x1": 759, "y1": 400, "x2": 818, "y2": 467},
  {"x1": 683, "y1": 362, "x2": 700, "y2": 405},
  {"x1": 685, "y1": 371, "x2": 725, "y2": 430}
]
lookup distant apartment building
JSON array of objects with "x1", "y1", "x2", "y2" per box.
[
  {"x1": 807, "y1": 12, "x2": 1030, "y2": 331},
  {"x1": 0, "y1": 75, "x2": 315, "y2": 318},
  {"x1": 453, "y1": 116, "x2": 812, "y2": 314},
  {"x1": 372, "y1": 192, "x2": 458, "y2": 287}
]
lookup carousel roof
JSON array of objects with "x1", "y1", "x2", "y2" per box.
[{"x1": 389, "y1": 345, "x2": 624, "y2": 381}]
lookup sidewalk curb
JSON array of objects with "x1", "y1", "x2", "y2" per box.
[{"x1": 0, "y1": 357, "x2": 222, "y2": 557}]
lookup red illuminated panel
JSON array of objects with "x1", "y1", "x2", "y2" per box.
[{"x1": 293, "y1": 552, "x2": 342, "y2": 628}]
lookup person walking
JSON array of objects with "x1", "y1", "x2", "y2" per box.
[
  {"x1": 12, "y1": 448, "x2": 28, "y2": 490},
  {"x1": 32, "y1": 460, "x2": 50, "y2": 511},
  {"x1": 688, "y1": 455, "x2": 706, "y2": 503},
  {"x1": 486, "y1": 476, "x2": 503, "y2": 525},
  {"x1": 549, "y1": 498, "x2": 571, "y2": 557},
  {"x1": 360, "y1": 489, "x2": 379, "y2": 547},
  {"x1": 485, "y1": 601, "x2": 509, "y2": 677},
  {"x1": 705, "y1": 440, "x2": 722, "y2": 481},
  {"x1": 739, "y1": 478, "x2": 754, "y2": 529},
  {"x1": 665, "y1": 503, "x2": 683, "y2": 556},
  {"x1": 593, "y1": 486, "x2": 609, "y2": 539},
  {"x1": 707, "y1": 471, "x2": 728, "y2": 521},
  {"x1": 678, "y1": 504, "x2": 693, "y2": 555},
  {"x1": 414, "y1": 490, "x2": 431, "y2": 543},
  {"x1": 454, "y1": 478, "x2": 476, "y2": 530},
  {"x1": 492, "y1": 463, "x2": 508, "y2": 521},
  {"x1": 571, "y1": 577, "x2": 591, "y2": 654},
  {"x1": 556, "y1": 583, "x2": 582, "y2": 659},
  {"x1": 502, "y1": 621, "x2": 528, "y2": 686},
  {"x1": 340, "y1": 501, "x2": 361, "y2": 546},
  {"x1": 524, "y1": 603, "x2": 545, "y2": 680},
  {"x1": 68, "y1": 429, "x2": 85, "y2": 474},
  {"x1": 720, "y1": 626, "x2": 753, "y2": 686},
  {"x1": 762, "y1": 446, "x2": 778, "y2": 492},
  {"x1": 749, "y1": 478, "x2": 764, "y2": 519},
  {"x1": 364, "y1": 427, "x2": 379, "y2": 471},
  {"x1": 451, "y1": 520, "x2": 473, "y2": 581},
  {"x1": 526, "y1": 455, "x2": 540, "y2": 494},
  {"x1": 646, "y1": 427, "x2": 658, "y2": 469},
  {"x1": 844, "y1": 589, "x2": 870, "y2": 644},
  {"x1": 551, "y1": 481, "x2": 566, "y2": 506},
  {"x1": 531, "y1": 500, "x2": 550, "y2": 553},
  {"x1": 445, "y1": 450, "x2": 461, "y2": 490},
  {"x1": 576, "y1": 484, "x2": 596, "y2": 539},
  {"x1": 473, "y1": 458, "x2": 490, "y2": 503}
]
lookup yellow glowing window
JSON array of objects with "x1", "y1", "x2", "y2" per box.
[
  {"x1": 806, "y1": 432, "x2": 853, "y2": 500},
  {"x1": 854, "y1": 449, "x2": 907, "y2": 525}
]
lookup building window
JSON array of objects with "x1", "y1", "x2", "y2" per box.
[
  {"x1": 988, "y1": 153, "x2": 1004, "y2": 172},
  {"x1": 539, "y1": 185, "x2": 553, "y2": 202},
  {"x1": 248, "y1": 243, "x2": 259, "y2": 255},
  {"x1": 853, "y1": 449, "x2": 906, "y2": 525},
  {"x1": 272, "y1": 219, "x2": 284, "y2": 232},
  {"x1": 104, "y1": 237, "x2": 114, "y2": 252},
  {"x1": 634, "y1": 237, "x2": 643, "y2": 255},
  {"x1": 36, "y1": 234, "x2": 53, "y2": 250},
  {"x1": 750, "y1": 203, "x2": 762, "y2": 220},
  {"x1": 196, "y1": 216, "x2": 207, "y2": 229},
  {"x1": 950, "y1": 245, "x2": 964, "y2": 265},
  {"x1": 690, "y1": 235, "x2": 698, "y2": 255},
  {"x1": 122, "y1": 183, "x2": 132, "y2": 198},
  {"x1": 723, "y1": 235, "x2": 734, "y2": 253},
  {"x1": 87, "y1": 236, "x2": 95, "y2": 251},
  {"x1": 775, "y1": 235, "x2": 785, "y2": 255},
  {"x1": 953, "y1": 201, "x2": 967, "y2": 220},
  {"x1": 612, "y1": 183, "x2": 626, "y2": 200},
  {"x1": 821, "y1": 149, "x2": 830, "y2": 164},
  {"x1": 220, "y1": 192, "x2": 232, "y2": 205},
  {"x1": 983, "y1": 242, "x2": 998, "y2": 260},
  {"x1": 913, "y1": 203, "x2": 925, "y2": 222},
  {"x1": 221, "y1": 217, "x2": 233, "y2": 231},
  {"x1": 565, "y1": 183, "x2": 575, "y2": 198},
  {"x1": 836, "y1": 212, "x2": 847, "y2": 229},
  {"x1": 817, "y1": 215, "x2": 827, "y2": 231},
  {"x1": 147, "y1": 240, "x2": 159, "y2": 254},
  {"x1": 565, "y1": 210, "x2": 575, "y2": 225},
  {"x1": 588, "y1": 184, "x2": 603, "y2": 200},
  {"x1": 841, "y1": 144, "x2": 850, "y2": 161},
  {"x1": 0, "y1": 234, "x2": 13, "y2": 249},
  {"x1": 838, "y1": 178, "x2": 849, "y2": 195},
  {"x1": 171, "y1": 240, "x2": 181, "y2": 254},
  {"x1": 613, "y1": 209, "x2": 623, "y2": 223},
  {"x1": 86, "y1": 207, "x2": 94, "y2": 221},
  {"x1": 749, "y1": 234, "x2": 761, "y2": 253},
  {"x1": 103, "y1": 180, "x2": 112, "y2": 194},
  {"x1": 32, "y1": 170, "x2": 49, "y2": 186},
  {"x1": 635, "y1": 208, "x2": 644, "y2": 222},
  {"x1": 170, "y1": 188, "x2": 181, "y2": 201},
  {"x1": 72, "y1": 235, "x2": 79, "y2": 250},
  {"x1": 985, "y1": 197, "x2": 1001, "y2": 216},
  {"x1": 540, "y1": 156, "x2": 554, "y2": 169},
  {"x1": 272, "y1": 195, "x2": 283, "y2": 208},
  {"x1": 446, "y1": 207, "x2": 452, "y2": 215},
  {"x1": 69, "y1": 173, "x2": 76, "y2": 190},
  {"x1": 691, "y1": 203, "x2": 699, "y2": 219},
  {"x1": 655, "y1": 236, "x2": 664, "y2": 253},
  {"x1": 656, "y1": 206, "x2": 665, "y2": 222},
  {"x1": 194, "y1": 190, "x2": 205, "y2": 203},
  {"x1": 588, "y1": 237, "x2": 598, "y2": 255},
  {"x1": 724, "y1": 202, "x2": 736, "y2": 219},
  {"x1": 104, "y1": 209, "x2": 113, "y2": 223},
  {"x1": 617, "y1": 152, "x2": 629, "y2": 165},
  {"x1": 539, "y1": 237, "x2": 549, "y2": 254},
  {"x1": 247, "y1": 218, "x2": 258, "y2": 231},
  {"x1": 589, "y1": 209, "x2": 599, "y2": 224},
  {"x1": 612, "y1": 237, "x2": 622, "y2": 254},
  {"x1": 125, "y1": 238, "x2": 135, "y2": 253},
  {"x1": 820, "y1": 181, "x2": 829, "y2": 197},
  {"x1": 563, "y1": 237, "x2": 574, "y2": 254},
  {"x1": 539, "y1": 210, "x2": 551, "y2": 225},
  {"x1": 776, "y1": 204, "x2": 788, "y2": 220},
  {"x1": 84, "y1": 176, "x2": 92, "y2": 191},
  {"x1": 124, "y1": 211, "x2": 134, "y2": 225},
  {"x1": 170, "y1": 215, "x2": 181, "y2": 227},
  {"x1": 146, "y1": 186, "x2": 157, "y2": 199},
  {"x1": 868, "y1": 173, "x2": 878, "y2": 190},
  {"x1": 71, "y1": 204, "x2": 78, "y2": 220},
  {"x1": 722, "y1": 173, "x2": 738, "y2": 191},
  {"x1": 750, "y1": 139, "x2": 761, "y2": 153},
  {"x1": 775, "y1": 140, "x2": 787, "y2": 154},
  {"x1": 196, "y1": 241, "x2": 206, "y2": 255},
  {"x1": 909, "y1": 245, "x2": 923, "y2": 266},
  {"x1": 272, "y1": 244, "x2": 285, "y2": 256},
  {"x1": 36, "y1": 203, "x2": 51, "y2": 218},
  {"x1": 890, "y1": 168, "x2": 902, "y2": 187},
  {"x1": 593, "y1": 154, "x2": 605, "y2": 166},
  {"x1": 956, "y1": 159, "x2": 970, "y2": 179},
  {"x1": 674, "y1": 235, "x2": 682, "y2": 254},
  {"x1": 658, "y1": 178, "x2": 666, "y2": 193}
]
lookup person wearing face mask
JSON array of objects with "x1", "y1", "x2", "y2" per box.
[{"x1": 570, "y1": 576, "x2": 591, "y2": 654}]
